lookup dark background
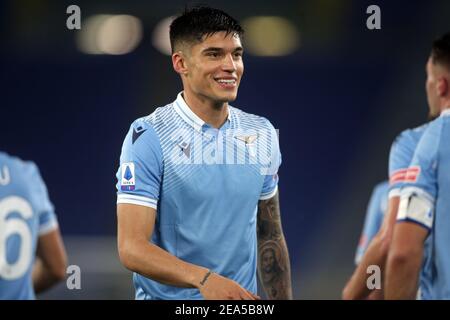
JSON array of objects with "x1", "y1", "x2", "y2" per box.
[{"x1": 1, "y1": 0, "x2": 449, "y2": 299}]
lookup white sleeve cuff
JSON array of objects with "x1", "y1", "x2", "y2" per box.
[
  {"x1": 117, "y1": 194, "x2": 158, "y2": 209},
  {"x1": 38, "y1": 219, "x2": 59, "y2": 236},
  {"x1": 259, "y1": 185, "x2": 278, "y2": 200},
  {"x1": 354, "y1": 253, "x2": 362, "y2": 266},
  {"x1": 388, "y1": 188, "x2": 401, "y2": 199}
]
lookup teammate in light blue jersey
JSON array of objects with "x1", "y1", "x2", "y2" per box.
[
  {"x1": 386, "y1": 32, "x2": 450, "y2": 299},
  {"x1": 354, "y1": 181, "x2": 389, "y2": 266},
  {"x1": 343, "y1": 124, "x2": 431, "y2": 299},
  {"x1": 388, "y1": 124, "x2": 434, "y2": 300},
  {"x1": 343, "y1": 110, "x2": 434, "y2": 298},
  {"x1": 0, "y1": 152, "x2": 67, "y2": 299},
  {"x1": 116, "y1": 6, "x2": 292, "y2": 300}
]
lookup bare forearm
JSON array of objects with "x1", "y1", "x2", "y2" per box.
[
  {"x1": 33, "y1": 229, "x2": 67, "y2": 294},
  {"x1": 367, "y1": 289, "x2": 383, "y2": 300},
  {"x1": 257, "y1": 192, "x2": 293, "y2": 300},
  {"x1": 32, "y1": 258, "x2": 62, "y2": 294},
  {"x1": 385, "y1": 253, "x2": 421, "y2": 299},
  {"x1": 118, "y1": 204, "x2": 209, "y2": 290},
  {"x1": 120, "y1": 240, "x2": 208, "y2": 289},
  {"x1": 343, "y1": 236, "x2": 387, "y2": 299},
  {"x1": 343, "y1": 198, "x2": 403, "y2": 300},
  {"x1": 385, "y1": 220, "x2": 428, "y2": 299},
  {"x1": 258, "y1": 236, "x2": 292, "y2": 299}
]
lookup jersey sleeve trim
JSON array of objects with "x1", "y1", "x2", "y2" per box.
[
  {"x1": 259, "y1": 185, "x2": 278, "y2": 200},
  {"x1": 388, "y1": 188, "x2": 401, "y2": 199},
  {"x1": 117, "y1": 193, "x2": 158, "y2": 209},
  {"x1": 38, "y1": 219, "x2": 59, "y2": 236}
]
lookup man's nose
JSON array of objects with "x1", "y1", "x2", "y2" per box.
[{"x1": 222, "y1": 54, "x2": 237, "y2": 72}]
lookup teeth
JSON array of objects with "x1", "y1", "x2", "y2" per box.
[{"x1": 217, "y1": 79, "x2": 235, "y2": 84}]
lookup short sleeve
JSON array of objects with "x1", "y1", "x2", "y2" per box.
[
  {"x1": 260, "y1": 121, "x2": 281, "y2": 200},
  {"x1": 116, "y1": 119, "x2": 163, "y2": 209},
  {"x1": 354, "y1": 181, "x2": 388, "y2": 265},
  {"x1": 388, "y1": 131, "x2": 415, "y2": 199},
  {"x1": 397, "y1": 121, "x2": 442, "y2": 230},
  {"x1": 28, "y1": 162, "x2": 58, "y2": 236}
]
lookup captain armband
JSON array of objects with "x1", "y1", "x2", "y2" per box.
[{"x1": 397, "y1": 187, "x2": 434, "y2": 229}]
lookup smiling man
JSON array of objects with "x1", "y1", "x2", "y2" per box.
[{"x1": 115, "y1": 6, "x2": 292, "y2": 300}]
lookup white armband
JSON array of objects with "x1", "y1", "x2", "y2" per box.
[{"x1": 397, "y1": 187, "x2": 434, "y2": 230}]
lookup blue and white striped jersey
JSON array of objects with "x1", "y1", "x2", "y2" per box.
[{"x1": 116, "y1": 92, "x2": 281, "y2": 299}]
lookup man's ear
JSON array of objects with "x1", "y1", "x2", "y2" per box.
[
  {"x1": 172, "y1": 51, "x2": 188, "y2": 76},
  {"x1": 437, "y1": 77, "x2": 448, "y2": 97}
]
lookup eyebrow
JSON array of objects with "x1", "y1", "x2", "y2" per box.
[{"x1": 202, "y1": 46, "x2": 244, "y2": 53}]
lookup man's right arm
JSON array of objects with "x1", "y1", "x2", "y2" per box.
[
  {"x1": 33, "y1": 228, "x2": 68, "y2": 293},
  {"x1": 117, "y1": 203, "x2": 258, "y2": 300},
  {"x1": 30, "y1": 162, "x2": 68, "y2": 294},
  {"x1": 343, "y1": 131, "x2": 414, "y2": 300},
  {"x1": 342, "y1": 196, "x2": 399, "y2": 299}
]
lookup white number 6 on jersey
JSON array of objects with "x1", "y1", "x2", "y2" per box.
[{"x1": 0, "y1": 196, "x2": 33, "y2": 280}]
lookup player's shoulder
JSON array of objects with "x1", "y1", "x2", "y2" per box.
[
  {"x1": 229, "y1": 105, "x2": 276, "y2": 131},
  {"x1": 130, "y1": 102, "x2": 175, "y2": 130},
  {"x1": 126, "y1": 102, "x2": 177, "y2": 145},
  {"x1": 389, "y1": 126, "x2": 427, "y2": 173},
  {"x1": 408, "y1": 116, "x2": 447, "y2": 163},
  {"x1": 0, "y1": 151, "x2": 39, "y2": 178},
  {"x1": 394, "y1": 122, "x2": 429, "y2": 147},
  {"x1": 416, "y1": 113, "x2": 448, "y2": 149},
  {"x1": 0, "y1": 151, "x2": 21, "y2": 165},
  {"x1": 427, "y1": 110, "x2": 450, "y2": 133}
]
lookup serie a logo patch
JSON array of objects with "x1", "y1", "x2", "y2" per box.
[{"x1": 121, "y1": 162, "x2": 135, "y2": 191}]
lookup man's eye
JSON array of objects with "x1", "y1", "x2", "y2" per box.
[
  {"x1": 207, "y1": 52, "x2": 220, "y2": 57},
  {"x1": 234, "y1": 52, "x2": 243, "y2": 58}
]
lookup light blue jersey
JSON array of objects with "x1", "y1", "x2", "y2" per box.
[
  {"x1": 398, "y1": 110, "x2": 450, "y2": 299},
  {"x1": 388, "y1": 124, "x2": 429, "y2": 198},
  {"x1": 388, "y1": 123, "x2": 431, "y2": 299},
  {"x1": 0, "y1": 152, "x2": 58, "y2": 300},
  {"x1": 116, "y1": 93, "x2": 281, "y2": 300},
  {"x1": 354, "y1": 125, "x2": 428, "y2": 266},
  {"x1": 354, "y1": 181, "x2": 388, "y2": 265}
]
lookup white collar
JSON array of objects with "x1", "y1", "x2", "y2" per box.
[{"x1": 173, "y1": 92, "x2": 231, "y2": 132}]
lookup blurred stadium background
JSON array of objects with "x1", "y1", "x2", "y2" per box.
[{"x1": 1, "y1": 0, "x2": 449, "y2": 299}]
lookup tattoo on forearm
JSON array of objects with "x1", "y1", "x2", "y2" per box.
[
  {"x1": 257, "y1": 192, "x2": 293, "y2": 299},
  {"x1": 257, "y1": 194, "x2": 282, "y2": 241}
]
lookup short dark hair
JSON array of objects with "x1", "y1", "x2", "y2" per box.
[
  {"x1": 169, "y1": 6, "x2": 244, "y2": 53},
  {"x1": 431, "y1": 32, "x2": 450, "y2": 70}
]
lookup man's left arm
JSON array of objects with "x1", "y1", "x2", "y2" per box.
[
  {"x1": 385, "y1": 122, "x2": 440, "y2": 299},
  {"x1": 257, "y1": 191, "x2": 293, "y2": 299},
  {"x1": 385, "y1": 221, "x2": 427, "y2": 299}
]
